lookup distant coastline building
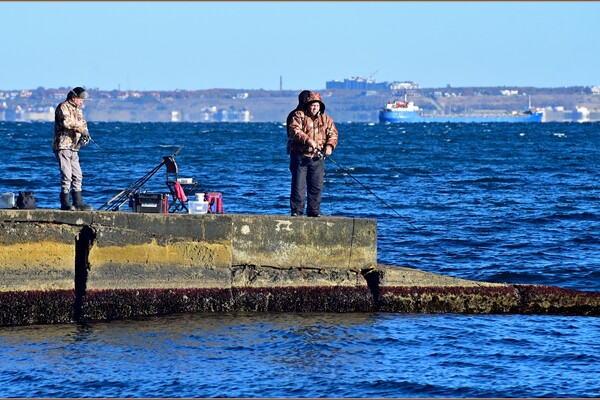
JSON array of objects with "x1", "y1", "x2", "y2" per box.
[
  {"x1": 326, "y1": 76, "x2": 386, "y2": 90},
  {"x1": 1, "y1": 86, "x2": 599, "y2": 123},
  {"x1": 326, "y1": 76, "x2": 419, "y2": 91}
]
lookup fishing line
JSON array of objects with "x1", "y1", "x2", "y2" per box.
[
  {"x1": 323, "y1": 152, "x2": 457, "y2": 257},
  {"x1": 324, "y1": 168, "x2": 332, "y2": 216},
  {"x1": 89, "y1": 137, "x2": 127, "y2": 173}
]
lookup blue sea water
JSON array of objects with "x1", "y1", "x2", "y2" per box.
[{"x1": 0, "y1": 121, "x2": 599, "y2": 397}]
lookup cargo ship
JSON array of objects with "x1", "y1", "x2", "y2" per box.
[{"x1": 379, "y1": 98, "x2": 545, "y2": 123}]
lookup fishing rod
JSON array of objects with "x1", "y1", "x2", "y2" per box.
[
  {"x1": 97, "y1": 146, "x2": 184, "y2": 211},
  {"x1": 318, "y1": 150, "x2": 457, "y2": 257},
  {"x1": 98, "y1": 161, "x2": 166, "y2": 211}
]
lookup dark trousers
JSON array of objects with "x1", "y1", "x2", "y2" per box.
[{"x1": 289, "y1": 153, "x2": 325, "y2": 216}]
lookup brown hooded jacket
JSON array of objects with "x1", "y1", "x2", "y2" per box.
[{"x1": 287, "y1": 92, "x2": 338, "y2": 156}]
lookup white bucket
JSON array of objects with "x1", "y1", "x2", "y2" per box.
[{"x1": 188, "y1": 200, "x2": 208, "y2": 214}]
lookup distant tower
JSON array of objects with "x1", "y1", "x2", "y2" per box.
[{"x1": 280, "y1": 76, "x2": 283, "y2": 91}]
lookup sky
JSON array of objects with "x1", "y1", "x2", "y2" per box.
[{"x1": 2, "y1": 1, "x2": 600, "y2": 91}]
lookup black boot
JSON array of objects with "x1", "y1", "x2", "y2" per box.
[
  {"x1": 60, "y1": 192, "x2": 75, "y2": 211},
  {"x1": 72, "y1": 191, "x2": 93, "y2": 211}
]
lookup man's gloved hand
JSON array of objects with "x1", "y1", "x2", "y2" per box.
[{"x1": 81, "y1": 128, "x2": 91, "y2": 146}]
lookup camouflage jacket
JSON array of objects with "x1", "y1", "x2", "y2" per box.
[
  {"x1": 287, "y1": 110, "x2": 338, "y2": 156},
  {"x1": 53, "y1": 99, "x2": 88, "y2": 152}
]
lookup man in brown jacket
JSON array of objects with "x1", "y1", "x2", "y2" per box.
[
  {"x1": 53, "y1": 86, "x2": 93, "y2": 211},
  {"x1": 287, "y1": 91, "x2": 338, "y2": 217}
]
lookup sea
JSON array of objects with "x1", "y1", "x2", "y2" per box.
[{"x1": 0, "y1": 121, "x2": 599, "y2": 398}]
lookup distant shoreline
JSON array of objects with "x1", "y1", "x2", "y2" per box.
[{"x1": 2, "y1": 86, "x2": 599, "y2": 123}]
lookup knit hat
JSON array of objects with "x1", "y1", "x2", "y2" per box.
[{"x1": 68, "y1": 87, "x2": 88, "y2": 100}]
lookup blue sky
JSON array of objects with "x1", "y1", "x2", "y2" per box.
[{"x1": 2, "y1": 1, "x2": 599, "y2": 91}]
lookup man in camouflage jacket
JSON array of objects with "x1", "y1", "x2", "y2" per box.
[
  {"x1": 287, "y1": 91, "x2": 338, "y2": 217},
  {"x1": 53, "y1": 86, "x2": 93, "y2": 211}
]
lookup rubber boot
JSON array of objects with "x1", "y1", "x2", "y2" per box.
[
  {"x1": 72, "y1": 191, "x2": 93, "y2": 211},
  {"x1": 60, "y1": 192, "x2": 75, "y2": 211}
]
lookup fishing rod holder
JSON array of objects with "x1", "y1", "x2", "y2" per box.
[{"x1": 98, "y1": 146, "x2": 190, "y2": 212}]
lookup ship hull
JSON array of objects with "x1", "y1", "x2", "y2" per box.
[{"x1": 379, "y1": 110, "x2": 544, "y2": 123}]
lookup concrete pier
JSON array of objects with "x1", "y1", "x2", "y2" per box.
[{"x1": 0, "y1": 209, "x2": 598, "y2": 326}]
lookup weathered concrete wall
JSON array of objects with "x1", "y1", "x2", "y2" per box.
[
  {"x1": 0, "y1": 212, "x2": 80, "y2": 291},
  {"x1": 370, "y1": 265, "x2": 600, "y2": 316},
  {"x1": 0, "y1": 209, "x2": 377, "y2": 293},
  {"x1": 0, "y1": 209, "x2": 598, "y2": 326}
]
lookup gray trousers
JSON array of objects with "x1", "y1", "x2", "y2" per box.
[{"x1": 55, "y1": 149, "x2": 83, "y2": 193}]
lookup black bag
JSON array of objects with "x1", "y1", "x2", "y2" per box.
[{"x1": 16, "y1": 191, "x2": 36, "y2": 209}]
